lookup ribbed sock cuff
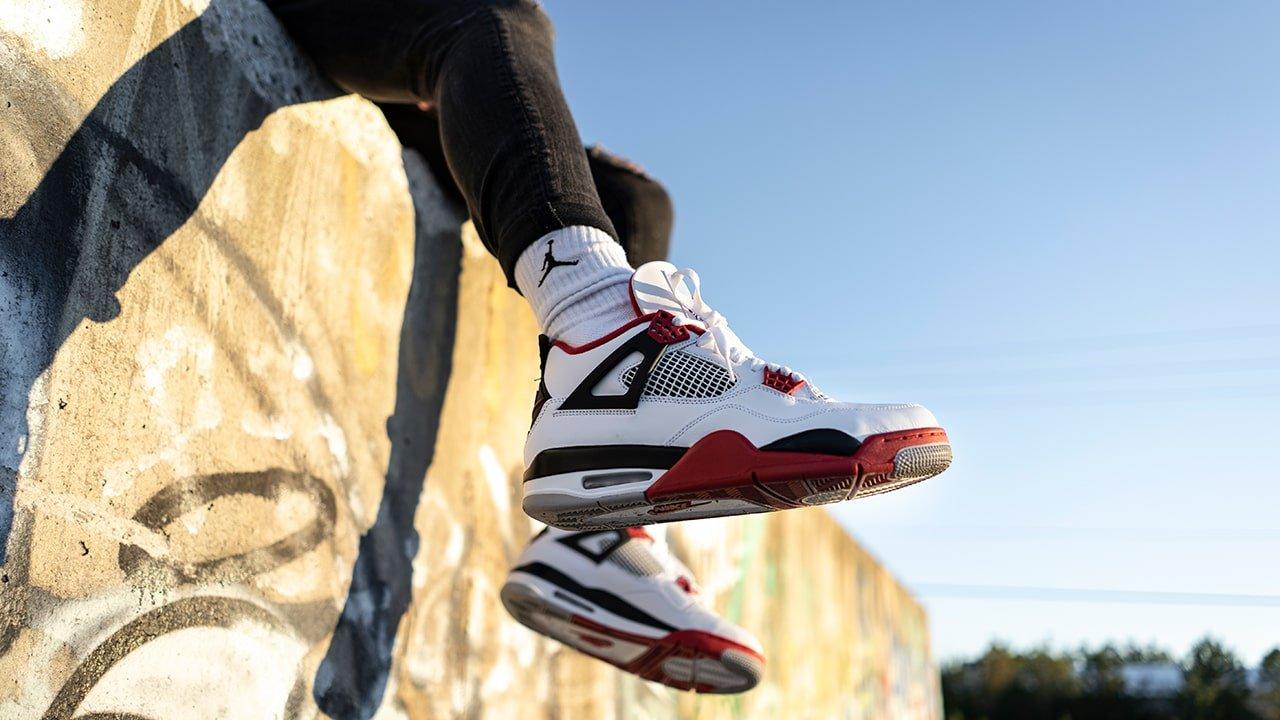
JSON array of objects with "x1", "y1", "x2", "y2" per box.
[{"x1": 515, "y1": 226, "x2": 635, "y2": 344}]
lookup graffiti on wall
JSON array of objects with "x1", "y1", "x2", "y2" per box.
[
  {"x1": 0, "y1": 1, "x2": 941, "y2": 718},
  {"x1": 0, "y1": 0, "x2": 464, "y2": 715}
]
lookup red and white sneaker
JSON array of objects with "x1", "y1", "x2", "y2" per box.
[
  {"x1": 501, "y1": 527, "x2": 765, "y2": 693},
  {"x1": 522, "y1": 261, "x2": 953, "y2": 530}
]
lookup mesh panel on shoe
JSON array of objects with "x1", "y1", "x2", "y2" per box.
[
  {"x1": 621, "y1": 350, "x2": 736, "y2": 399},
  {"x1": 607, "y1": 539, "x2": 665, "y2": 576}
]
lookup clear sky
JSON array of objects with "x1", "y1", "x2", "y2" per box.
[{"x1": 547, "y1": 0, "x2": 1280, "y2": 664}]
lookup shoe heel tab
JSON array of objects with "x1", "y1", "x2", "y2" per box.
[
  {"x1": 538, "y1": 334, "x2": 552, "y2": 375},
  {"x1": 532, "y1": 334, "x2": 552, "y2": 427}
]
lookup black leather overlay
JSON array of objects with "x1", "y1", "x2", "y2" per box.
[{"x1": 558, "y1": 329, "x2": 667, "y2": 411}]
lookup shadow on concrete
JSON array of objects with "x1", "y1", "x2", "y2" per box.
[
  {"x1": 311, "y1": 154, "x2": 461, "y2": 719},
  {"x1": 0, "y1": 0, "x2": 328, "y2": 563},
  {"x1": 0, "y1": 1, "x2": 462, "y2": 717}
]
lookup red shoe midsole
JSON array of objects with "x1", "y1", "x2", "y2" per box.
[
  {"x1": 567, "y1": 613, "x2": 764, "y2": 691},
  {"x1": 644, "y1": 427, "x2": 949, "y2": 502}
]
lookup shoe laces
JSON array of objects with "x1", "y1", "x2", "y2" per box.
[{"x1": 662, "y1": 267, "x2": 805, "y2": 384}]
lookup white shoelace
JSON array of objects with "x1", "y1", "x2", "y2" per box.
[{"x1": 662, "y1": 267, "x2": 805, "y2": 384}]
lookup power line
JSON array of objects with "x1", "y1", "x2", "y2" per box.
[
  {"x1": 914, "y1": 583, "x2": 1280, "y2": 608},
  {"x1": 846, "y1": 525, "x2": 1280, "y2": 542},
  {"x1": 797, "y1": 322, "x2": 1280, "y2": 364}
]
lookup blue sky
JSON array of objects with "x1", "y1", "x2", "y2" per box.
[{"x1": 548, "y1": 0, "x2": 1280, "y2": 663}]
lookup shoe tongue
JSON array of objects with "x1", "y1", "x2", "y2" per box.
[{"x1": 630, "y1": 261, "x2": 695, "y2": 318}]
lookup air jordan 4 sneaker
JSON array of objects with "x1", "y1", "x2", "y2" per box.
[
  {"x1": 522, "y1": 260, "x2": 953, "y2": 530},
  {"x1": 501, "y1": 527, "x2": 765, "y2": 693}
]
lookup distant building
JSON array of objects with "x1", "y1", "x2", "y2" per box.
[{"x1": 1120, "y1": 663, "x2": 1184, "y2": 697}]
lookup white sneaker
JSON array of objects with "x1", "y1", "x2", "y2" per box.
[
  {"x1": 501, "y1": 527, "x2": 765, "y2": 693},
  {"x1": 522, "y1": 261, "x2": 953, "y2": 530}
]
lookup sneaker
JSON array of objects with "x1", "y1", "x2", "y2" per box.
[
  {"x1": 501, "y1": 527, "x2": 765, "y2": 693},
  {"x1": 522, "y1": 261, "x2": 952, "y2": 530}
]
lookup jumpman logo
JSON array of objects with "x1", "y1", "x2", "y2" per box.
[{"x1": 538, "y1": 238, "x2": 579, "y2": 286}]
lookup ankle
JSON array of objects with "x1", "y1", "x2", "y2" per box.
[
  {"x1": 515, "y1": 226, "x2": 636, "y2": 345},
  {"x1": 545, "y1": 280, "x2": 635, "y2": 344}
]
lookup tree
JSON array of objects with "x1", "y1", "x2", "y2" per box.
[
  {"x1": 942, "y1": 639, "x2": 1277, "y2": 720},
  {"x1": 1075, "y1": 645, "x2": 1140, "y2": 720},
  {"x1": 1178, "y1": 638, "x2": 1255, "y2": 720},
  {"x1": 1080, "y1": 644, "x2": 1126, "y2": 695},
  {"x1": 942, "y1": 644, "x2": 1079, "y2": 720},
  {"x1": 1248, "y1": 649, "x2": 1280, "y2": 720}
]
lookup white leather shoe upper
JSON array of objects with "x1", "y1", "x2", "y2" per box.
[
  {"x1": 525, "y1": 261, "x2": 940, "y2": 468},
  {"x1": 510, "y1": 527, "x2": 761, "y2": 653}
]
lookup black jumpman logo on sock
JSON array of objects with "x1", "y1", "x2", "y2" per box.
[{"x1": 538, "y1": 238, "x2": 580, "y2": 286}]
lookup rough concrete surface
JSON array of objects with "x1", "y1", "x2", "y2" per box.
[{"x1": 0, "y1": 0, "x2": 941, "y2": 718}]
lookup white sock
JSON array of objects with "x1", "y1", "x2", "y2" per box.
[{"x1": 515, "y1": 226, "x2": 635, "y2": 345}]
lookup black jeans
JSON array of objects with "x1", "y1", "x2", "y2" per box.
[{"x1": 263, "y1": 0, "x2": 671, "y2": 284}]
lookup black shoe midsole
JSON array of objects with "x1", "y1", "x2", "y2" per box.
[
  {"x1": 511, "y1": 561, "x2": 677, "y2": 632},
  {"x1": 523, "y1": 445, "x2": 686, "y2": 482},
  {"x1": 522, "y1": 430, "x2": 860, "y2": 482}
]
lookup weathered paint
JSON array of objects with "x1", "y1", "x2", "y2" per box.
[{"x1": 0, "y1": 0, "x2": 941, "y2": 718}]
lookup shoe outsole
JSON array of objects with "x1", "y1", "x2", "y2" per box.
[
  {"x1": 501, "y1": 580, "x2": 764, "y2": 693},
  {"x1": 524, "y1": 427, "x2": 952, "y2": 530}
]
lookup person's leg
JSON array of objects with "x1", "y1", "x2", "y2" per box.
[
  {"x1": 267, "y1": 0, "x2": 953, "y2": 535},
  {"x1": 585, "y1": 145, "x2": 673, "y2": 267},
  {"x1": 267, "y1": 0, "x2": 634, "y2": 343},
  {"x1": 378, "y1": 104, "x2": 673, "y2": 267}
]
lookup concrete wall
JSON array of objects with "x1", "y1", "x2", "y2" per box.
[{"x1": 0, "y1": 1, "x2": 941, "y2": 718}]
